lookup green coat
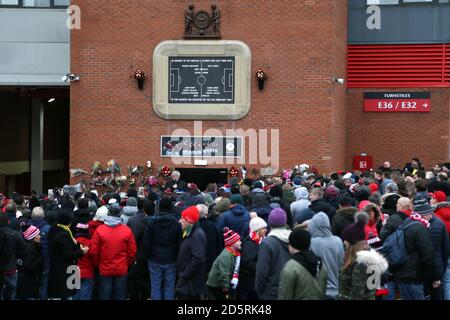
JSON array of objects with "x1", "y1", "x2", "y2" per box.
[
  {"x1": 207, "y1": 249, "x2": 235, "y2": 289},
  {"x1": 339, "y1": 262, "x2": 375, "y2": 300},
  {"x1": 278, "y1": 259, "x2": 328, "y2": 300}
]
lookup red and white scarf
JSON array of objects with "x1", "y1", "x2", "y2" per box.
[
  {"x1": 226, "y1": 247, "x2": 241, "y2": 290},
  {"x1": 249, "y1": 230, "x2": 265, "y2": 245},
  {"x1": 410, "y1": 213, "x2": 431, "y2": 229}
]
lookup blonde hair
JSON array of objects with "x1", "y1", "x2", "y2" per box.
[{"x1": 343, "y1": 240, "x2": 368, "y2": 271}]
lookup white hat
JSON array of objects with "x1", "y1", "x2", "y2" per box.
[
  {"x1": 94, "y1": 206, "x2": 109, "y2": 222},
  {"x1": 343, "y1": 172, "x2": 352, "y2": 180},
  {"x1": 250, "y1": 216, "x2": 268, "y2": 232}
]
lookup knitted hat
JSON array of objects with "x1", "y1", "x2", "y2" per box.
[
  {"x1": 181, "y1": 206, "x2": 200, "y2": 224},
  {"x1": 289, "y1": 229, "x2": 311, "y2": 251},
  {"x1": 292, "y1": 177, "x2": 302, "y2": 188},
  {"x1": 325, "y1": 186, "x2": 339, "y2": 199},
  {"x1": 249, "y1": 215, "x2": 268, "y2": 232},
  {"x1": 215, "y1": 198, "x2": 231, "y2": 213},
  {"x1": 413, "y1": 196, "x2": 434, "y2": 215},
  {"x1": 223, "y1": 227, "x2": 241, "y2": 247},
  {"x1": 94, "y1": 206, "x2": 108, "y2": 222},
  {"x1": 433, "y1": 191, "x2": 447, "y2": 203},
  {"x1": 202, "y1": 194, "x2": 215, "y2": 208},
  {"x1": 341, "y1": 221, "x2": 366, "y2": 245},
  {"x1": 108, "y1": 203, "x2": 121, "y2": 217},
  {"x1": 230, "y1": 194, "x2": 243, "y2": 205},
  {"x1": 269, "y1": 208, "x2": 287, "y2": 227},
  {"x1": 22, "y1": 225, "x2": 40, "y2": 241}
]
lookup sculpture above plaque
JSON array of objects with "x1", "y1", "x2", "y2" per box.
[{"x1": 184, "y1": 4, "x2": 221, "y2": 39}]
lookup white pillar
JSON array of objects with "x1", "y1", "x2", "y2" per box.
[{"x1": 31, "y1": 98, "x2": 44, "y2": 195}]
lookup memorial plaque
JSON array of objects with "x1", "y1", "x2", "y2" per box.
[
  {"x1": 161, "y1": 136, "x2": 243, "y2": 158},
  {"x1": 168, "y1": 56, "x2": 235, "y2": 104}
]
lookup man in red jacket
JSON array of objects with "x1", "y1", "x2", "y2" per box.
[
  {"x1": 90, "y1": 202, "x2": 137, "y2": 300},
  {"x1": 432, "y1": 191, "x2": 450, "y2": 300}
]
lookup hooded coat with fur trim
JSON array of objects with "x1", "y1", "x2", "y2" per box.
[{"x1": 339, "y1": 249, "x2": 388, "y2": 300}]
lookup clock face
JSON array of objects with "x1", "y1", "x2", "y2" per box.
[{"x1": 226, "y1": 142, "x2": 235, "y2": 152}]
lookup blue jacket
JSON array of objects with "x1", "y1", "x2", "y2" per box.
[
  {"x1": 217, "y1": 204, "x2": 250, "y2": 236},
  {"x1": 28, "y1": 218, "x2": 51, "y2": 270},
  {"x1": 143, "y1": 213, "x2": 182, "y2": 264}
]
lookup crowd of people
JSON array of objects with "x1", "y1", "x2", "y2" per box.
[{"x1": 1, "y1": 157, "x2": 450, "y2": 300}]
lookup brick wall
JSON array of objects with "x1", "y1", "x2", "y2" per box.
[
  {"x1": 346, "y1": 88, "x2": 450, "y2": 170},
  {"x1": 70, "y1": 0, "x2": 349, "y2": 183}
]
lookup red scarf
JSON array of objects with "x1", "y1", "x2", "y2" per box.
[
  {"x1": 410, "y1": 213, "x2": 430, "y2": 229},
  {"x1": 250, "y1": 231, "x2": 264, "y2": 245},
  {"x1": 401, "y1": 209, "x2": 412, "y2": 217},
  {"x1": 226, "y1": 246, "x2": 241, "y2": 257}
]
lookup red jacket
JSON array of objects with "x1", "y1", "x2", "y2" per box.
[
  {"x1": 88, "y1": 220, "x2": 103, "y2": 238},
  {"x1": 75, "y1": 236, "x2": 94, "y2": 279},
  {"x1": 434, "y1": 203, "x2": 450, "y2": 234},
  {"x1": 90, "y1": 223, "x2": 137, "y2": 277}
]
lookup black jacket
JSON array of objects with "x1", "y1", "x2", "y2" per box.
[
  {"x1": 48, "y1": 226, "x2": 84, "y2": 298},
  {"x1": 239, "y1": 237, "x2": 260, "y2": 293},
  {"x1": 331, "y1": 207, "x2": 357, "y2": 238},
  {"x1": 428, "y1": 216, "x2": 449, "y2": 276},
  {"x1": 176, "y1": 224, "x2": 207, "y2": 297},
  {"x1": 0, "y1": 225, "x2": 25, "y2": 273},
  {"x1": 165, "y1": 179, "x2": 187, "y2": 192},
  {"x1": 393, "y1": 219, "x2": 440, "y2": 283},
  {"x1": 0, "y1": 228, "x2": 11, "y2": 274},
  {"x1": 16, "y1": 241, "x2": 43, "y2": 299},
  {"x1": 199, "y1": 217, "x2": 221, "y2": 273},
  {"x1": 143, "y1": 213, "x2": 182, "y2": 264},
  {"x1": 127, "y1": 211, "x2": 148, "y2": 262},
  {"x1": 326, "y1": 198, "x2": 340, "y2": 211},
  {"x1": 379, "y1": 211, "x2": 409, "y2": 243},
  {"x1": 310, "y1": 199, "x2": 336, "y2": 222},
  {"x1": 71, "y1": 208, "x2": 91, "y2": 234}
]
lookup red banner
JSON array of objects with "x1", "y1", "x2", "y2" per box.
[{"x1": 364, "y1": 92, "x2": 431, "y2": 113}]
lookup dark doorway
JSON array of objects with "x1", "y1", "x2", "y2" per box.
[{"x1": 176, "y1": 168, "x2": 228, "y2": 191}]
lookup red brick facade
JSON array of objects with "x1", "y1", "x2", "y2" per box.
[
  {"x1": 76, "y1": 1, "x2": 445, "y2": 182},
  {"x1": 347, "y1": 88, "x2": 450, "y2": 170}
]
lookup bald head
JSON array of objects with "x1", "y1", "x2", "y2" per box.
[{"x1": 396, "y1": 197, "x2": 411, "y2": 212}]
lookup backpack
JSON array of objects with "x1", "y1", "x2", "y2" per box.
[{"x1": 381, "y1": 220, "x2": 420, "y2": 270}]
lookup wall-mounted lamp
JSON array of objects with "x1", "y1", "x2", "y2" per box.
[
  {"x1": 134, "y1": 69, "x2": 146, "y2": 90},
  {"x1": 332, "y1": 77, "x2": 345, "y2": 85},
  {"x1": 255, "y1": 68, "x2": 268, "y2": 90}
]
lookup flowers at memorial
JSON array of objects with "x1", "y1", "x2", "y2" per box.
[
  {"x1": 107, "y1": 159, "x2": 121, "y2": 174},
  {"x1": 92, "y1": 161, "x2": 103, "y2": 176},
  {"x1": 70, "y1": 168, "x2": 88, "y2": 178},
  {"x1": 282, "y1": 169, "x2": 293, "y2": 180}
]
